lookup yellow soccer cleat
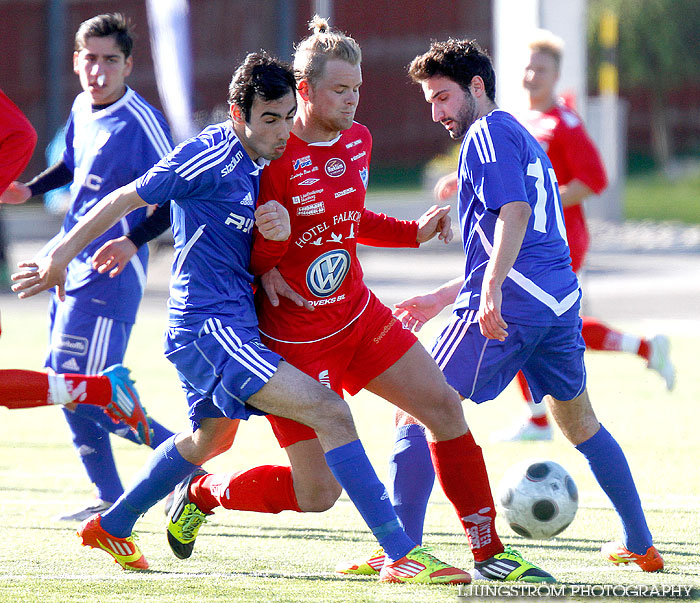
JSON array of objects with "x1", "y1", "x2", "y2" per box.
[
  {"x1": 335, "y1": 547, "x2": 386, "y2": 575},
  {"x1": 379, "y1": 546, "x2": 471, "y2": 584},
  {"x1": 167, "y1": 468, "x2": 209, "y2": 559},
  {"x1": 472, "y1": 545, "x2": 555, "y2": 582}
]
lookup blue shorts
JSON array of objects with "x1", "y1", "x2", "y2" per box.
[
  {"x1": 45, "y1": 296, "x2": 132, "y2": 375},
  {"x1": 432, "y1": 310, "x2": 586, "y2": 404},
  {"x1": 165, "y1": 317, "x2": 282, "y2": 430}
]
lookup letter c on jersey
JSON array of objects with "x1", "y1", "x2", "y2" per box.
[{"x1": 306, "y1": 249, "x2": 351, "y2": 298}]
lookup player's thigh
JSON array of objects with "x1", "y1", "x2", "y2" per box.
[
  {"x1": 343, "y1": 293, "x2": 418, "y2": 396},
  {"x1": 45, "y1": 302, "x2": 131, "y2": 374},
  {"x1": 363, "y1": 341, "x2": 466, "y2": 439},
  {"x1": 432, "y1": 310, "x2": 529, "y2": 404},
  {"x1": 250, "y1": 361, "x2": 354, "y2": 438},
  {"x1": 521, "y1": 322, "x2": 587, "y2": 404},
  {"x1": 262, "y1": 335, "x2": 351, "y2": 448}
]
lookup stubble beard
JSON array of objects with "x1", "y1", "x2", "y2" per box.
[{"x1": 450, "y1": 93, "x2": 478, "y2": 140}]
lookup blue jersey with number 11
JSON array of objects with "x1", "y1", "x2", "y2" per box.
[{"x1": 455, "y1": 109, "x2": 580, "y2": 326}]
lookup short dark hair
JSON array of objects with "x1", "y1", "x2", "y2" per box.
[
  {"x1": 75, "y1": 13, "x2": 134, "y2": 59},
  {"x1": 409, "y1": 39, "x2": 496, "y2": 102},
  {"x1": 228, "y1": 52, "x2": 296, "y2": 122}
]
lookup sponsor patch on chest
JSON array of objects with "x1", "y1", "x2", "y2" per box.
[
  {"x1": 297, "y1": 202, "x2": 325, "y2": 216},
  {"x1": 325, "y1": 158, "x2": 346, "y2": 177}
]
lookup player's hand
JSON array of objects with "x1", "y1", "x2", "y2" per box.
[
  {"x1": 12, "y1": 257, "x2": 67, "y2": 300},
  {"x1": 393, "y1": 293, "x2": 443, "y2": 332},
  {"x1": 255, "y1": 200, "x2": 290, "y2": 241},
  {"x1": 92, "y1": 236, "x2": 138, "y2": 278},
  {"x1": 0, "y1": 181, "x2": 31, "y2": 205},
  {"x1": 433, "y1": 171, "x2": 458, "y2": 201},
  {"x1": 261, "y1": 267, "x2": 314, "y2": 311},
  {"x1": 416, "y1": 204, "x2": 453, "y2": 244},
  {"x1": 478, "y1": 283, "x2": 508, "y2": 341}
]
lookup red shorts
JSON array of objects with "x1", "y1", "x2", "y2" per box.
[{"x1": 263, "y1": 290, "x2": 417, "y2": 447}]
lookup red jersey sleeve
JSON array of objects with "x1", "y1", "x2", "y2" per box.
[
  {"x1": 358, "y1": 209, "x2": 419, "y2": 248},
  {"x1": 0, "y1": 89, "x2": 37, "y2": 194},
  {"x1": 557, "y1": 116, "x2": 608, "y2": 195},
  {"x1": 250, "y1": 160, "x2": 292, "y2": 275}
]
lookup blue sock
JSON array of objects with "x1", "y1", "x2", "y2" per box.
[
  {"x1": 72, "y1": 403, "x2": 142, "y2": 445},
  {"x1": 325, "y1": 439, "x2": 415, "y2": 561},
  {"x1": 576, "y1": 424, "x2": 653, "y2": 554},
  {"x1": 101, "y1": 435, "x2": 199, "y2": 537},
  {"x1": 72, "y1": 401, "x2": 176, "y2": 448},
  {"x1": 62, "y1": 407, "x2": 124, "y2": 502},
  {"x1": 149, "y1": 419, "x2": 176, "y2": 447},
  {"x1": 389, "y1": 424, "x2": 435, "y2": 544}
]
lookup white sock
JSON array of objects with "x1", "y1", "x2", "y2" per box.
[
  {"x1": 620, "y1": 333, "x2": 642, "y2": 354},
  {"x1": 47, "y1": 374, "x2": 71, "y2": 405},
  {"x1": 526, "y1": 399, "x2": 547, "y2": 419}
]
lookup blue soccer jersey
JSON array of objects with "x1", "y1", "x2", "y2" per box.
[
  {"x1": 54, "y1": 87, "x2": 172, "y2": 323},
  {"x1": 455, "y1": 110, "x2": 581, "y2": 326},
  {"x1": 135, "y1": 121, "x2": 267, "y2": 327}
]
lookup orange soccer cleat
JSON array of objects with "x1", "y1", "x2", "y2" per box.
[
  {"x1": 78, "y1": 515, "x2": 149, "y2": 570},
  {"x1": 601, "y1": 541, "x2": 664, "y2": 572}
]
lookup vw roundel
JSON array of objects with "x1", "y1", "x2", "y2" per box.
[{"x1": 306, "y1": 249, "x2": 351, "y2": 298}]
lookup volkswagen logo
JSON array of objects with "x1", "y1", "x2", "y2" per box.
[{"x1": 306, "y1": 250, "x2": 351, "y2": 297}]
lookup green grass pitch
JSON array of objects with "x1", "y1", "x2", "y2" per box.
[{"x1": 0, "y1": 294, "x2": 698, "y2": 602}]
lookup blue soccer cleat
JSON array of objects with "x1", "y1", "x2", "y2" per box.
[{"x1": 101, "y1": 364, "x2": 152, "y2": 446}]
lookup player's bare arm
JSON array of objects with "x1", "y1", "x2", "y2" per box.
[
  {"x1": 254, "y1": 199, "x2": 291, "y2": 242},
  {"x1": 92, "y1": 235, "x2": 139, "y2": 278},
  {"x1": 12, "y1": 181, "x2": 146, "y2": 300},
  {"x1": 433, "y1": 170, "x2": 458, "y2": 201},
  {"x1": 393, "y1": 276, "x2": 463, "y2": 332},
  {"x1": 557, "y1": 179, "x2": 594, "y2": 208},
  {"x1": 260, "y1": 266, "x2": 314, "y2": 311},
  {"x1": 479, "y1": 200, "x2": 531, "y2": 341},
  {"x1": 416, "y1": 204, "x2": 453, "y2": 244}
]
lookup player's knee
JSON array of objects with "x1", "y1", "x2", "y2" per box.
[
  {"x1": 421, "y1": 386, "x2": 465, "y2": 432},
  {"x1": 183, "y1": 419, "x2": 237, "y2": 464},
  {"x1": 312, "y1": 392, "x2": 354, "y2": 432},
  {"x1": 297, "y1": 479, "x2": 342, "y2": 512}
]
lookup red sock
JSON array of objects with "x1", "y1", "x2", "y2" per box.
[
  {"x1": 429, "y1": 431, "x2": 504, "y2": 562},
  {"x1": 637, "y1": 339, "x2": 651, "y2": 361},
  {"x1": 515, "y1": 371, "x2": 533, "y2": 402},
  {"x1": 190, "y1": 465, "x2": 301, "y2": 515},
  {"x1": 515, "y1": 372, "x2": 549, "y2": 427},
  {"x1": 0, "y1": 370, "x2": 111, "y2": 409},
  {"x1": 581, "y1": 317, "x2": 622, "y2": 351}
]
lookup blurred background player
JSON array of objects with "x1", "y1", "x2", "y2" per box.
[
  {"x1": 1, "y1": 13, "x2": 174, "y2": 521},
  {"x1": 434, "y1": 30, "x2": 675, "y2": 442},
  {"x1": 0, "y1": 88, "x2": 37, "y2": 292}
]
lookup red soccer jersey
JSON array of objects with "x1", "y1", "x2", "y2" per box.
[
  {"x1": 0, "y1": 89, "x2": 37, "y2": 194},
  {"x1": 251, "y1": 122, "x2": 418, "y2": 343},
  {"x1": 520, "y1": 101, "x2": 608, "y2": 267}
]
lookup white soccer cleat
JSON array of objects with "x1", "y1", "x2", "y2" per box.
[
  {"x1": 491, "y1": 419, "x2": 552, "y2": 443},
  {"x1": 647, "y1": 335, "x2": 675, "y2": 391}
]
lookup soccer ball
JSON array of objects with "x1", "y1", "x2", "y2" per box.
[{"x1": 497, "y1": 459, "x2": 578, "y2": 540}]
